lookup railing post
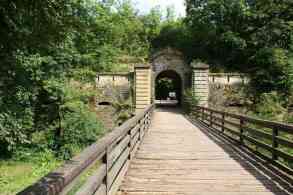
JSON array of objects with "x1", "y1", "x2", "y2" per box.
[
  {"x1": 210, "y1": 110, "x2": 213, "y2": 127},
  {"x1": 144, "y1": 115, "x2": 147, "y2": 132},
  {"x1": 138, "y1": 120, "x2": 141, "y2": 141},
  {"x1": 221, "y1": 113, "x2": 225, "y2": 132},
  {"x1": 272, "y1": 127, "x2": 279, "y2": 161},
  {"x1": 146, "y1": 114, "x2": 149, "y2": 130},
  {"x1": 103, "y1": 148, "x2": 109, "y2": 195},
  {"x1": 196, "y1": 107, "x2": 200, "y2": 119},
  {"x1": 128, "y1": 128, "x2": 132, "y2": 160},
  {"x1": 139, "y1": 119, "x2": 143, "y2": 141},
  {"x1": 240, "y1": 118, "x2": 244, "y2": 144},
  {"x1": 144, "y1": 114, "x2": 148, "y2": 130},
  {"x1": 148, "y1": 112, "x2": 151, "y2": 128},
  {"x1": 140, "y1": 117, "x2": 145, "y2": 140}
]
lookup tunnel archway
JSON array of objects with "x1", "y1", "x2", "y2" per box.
[{"x1": 155, "y1": 70, "x2": 182, "y2": 106}]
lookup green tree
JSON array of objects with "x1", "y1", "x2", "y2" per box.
[
  {"x1": 185, "y1": 0, "x2": 293, "y2": 95},
  {"x1": 0, "y1": 0, "x2": 166, "y2": 158}
]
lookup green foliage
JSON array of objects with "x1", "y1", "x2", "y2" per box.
[
  {"x1": 250, "y1": 48, "x2": 293, "y2": 95},
  {"x1": 0, "y1": 150, "x2": 62, "y2": 195},
  {"x1": 69, "y1": 68, "x2": 97, "y2": 83},
  {"x1": 0, "y1": 111, "x2": 32, "y2": 156},
  {"x1": 0, "y1": 0, "x2": 164, "y2": 159},
  {"x1": 111, "y1": 93, "x2": 133, "y2": 125},
  {"x1": 183, "y1": 88, "x2": 199, "y2": 113},
  {"x1": 152, "y1": 20, "x2": 193, "y2": 59},
  {"x1": 59, "y1": 107, "x2": 104, "y2": 159},
  {"x1": 252, "y1": 92, "x2": 286, "y2": 122},
  {"x1": 0, "y1": 0, "x2": 166, "y2": 193},
  {"x1": 156, "y1": 78, "x2": 175, "y2": 100},
  {"x1": 185, "y1": 0, "x2": 293, "y2": 95}
]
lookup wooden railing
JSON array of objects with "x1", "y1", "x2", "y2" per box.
[
  {"x1": 19, "y1": 104, "x2": 155, "y2": 195},
  {"x1": 191, "y1": 106, "x2": 293, "y2": 176}
]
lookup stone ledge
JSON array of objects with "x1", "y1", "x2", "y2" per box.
[{"x1": 135, "y1": 64, "x2": 151, "y2": 68}]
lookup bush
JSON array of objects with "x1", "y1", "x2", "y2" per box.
[
  {"x1": 50, "y1": 81, "x2": 105, "y2": 159},
  {"x1": 250, "y1": 48, "x2": 293, "y2": 96},
  {"x1": 183, "y1": 88, "x2": 199, "y2": 113},
  {"x1": 0, "y1": 110, "x2": 33, "y2": 157},
  {"x1": 58, "y1": 103, "x2": 104, "y2": 159},
  {"x1": 0, "y1": 78, "x2": 105, "y2": 160},
  {"x1": 252, "y1": 92, "x2": 286, "y2": 122}
]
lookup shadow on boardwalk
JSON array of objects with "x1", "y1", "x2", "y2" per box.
[
  {"x1": 189, "y1": 116, "x2": 293, "y2": 195},
  {"x1": 119, "y1": 107, "x2": 292, "y2": 195}
]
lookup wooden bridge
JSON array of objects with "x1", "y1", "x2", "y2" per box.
[{"x1": 20, "y1": 105, "x2": 293, "y2": 195}]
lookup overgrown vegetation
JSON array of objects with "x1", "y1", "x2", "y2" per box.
[
  {"x1": 0, "y1": 0, "x2": 164, "y2": 194},
  {"x1": 153, "y1": 0, "x2": 293, "y2": 122},
  {"x1": 183, "y1": 88, "x2": 199, "y2": 113},
  {"x1": 185, "y1": 0, "x2": 293, "y2": 95},
  {"x1": 1, "y1": 0, "x2": 293, "y2": 193},
  {"x1": 209, "y1": 83, "x2": 293, "y2": 124}
]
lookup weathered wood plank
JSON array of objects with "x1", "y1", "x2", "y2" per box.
[
  {"x1": 108, "y1": 135, "x2": 130, "y2": 169},
  {"x1": 130, "y1": 124, "x2": 140, "y2": 138},
  {"x1": 109, "y1": 161, "x2": 130, "y2": 195},
  {"x1": 94, "y1": 184, "x2": 106, "y2": 195},
  {"x1": 117, "y1": 108, "x2": 291, "y2": 195},
  {"x1": 75, "y1": 164, "x2": 106, "y2": 195},
  {"x1": 130, "y1": 131, "x2": 140, "y2": 151},
  {"x1": 108, "y1": 147, "x2": 130, "y2": 187},
  {"x1": 18, "y1": 104, "x2": 154, "y2": 195}
]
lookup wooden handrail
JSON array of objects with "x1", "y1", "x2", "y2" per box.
[
  {"x1": 18, "y1": 104, "x2": 155, "y2": 195},
  {"x1": 192, "y1": 106, "x2": 293, "y2": 176}
]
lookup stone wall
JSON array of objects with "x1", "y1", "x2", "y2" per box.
[
  {"x1": 96, "y1": 72, "x2": 131, "y2": 88},
  {"x1": 95, "y1": 48, "x2": 250, "y2": 111},
  {"x1": 192, "y1": 62, "x2": 209, "y2": 106},
  {"x1": 95, "y1": 104, "x2": 117, "y2": 130},
  {"x1": 209, "y1": 73, "x2": 248, "y2": 85},
  {"x1": 96, "y1": 74, "x2": 133, "y2": 129}
]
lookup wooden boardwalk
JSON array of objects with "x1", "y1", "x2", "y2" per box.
[{"x1": 118, "y1": 108, "x2": 291, "y2": 195}]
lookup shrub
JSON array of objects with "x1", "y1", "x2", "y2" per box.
[
  {"x1": 52, "y1": 81, "x2": 105, "y2": 159},
  {"x1": 252, "y1": 92, "x2": 286, "y2": 122},
  {"x1": 58, "y1": 103, "x2": 104, "y2": 159},
  {"x1": 0, "y1": 110, "x2": 33, "y2": 157},
  {"x1": 183, "y1": 88, "x2": 199, "y2": 113},
  {"x1": 250, "y1": 48, "x2": 293, "y2": 96}
]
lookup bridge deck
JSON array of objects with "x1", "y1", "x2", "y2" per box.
[{"x1": 118, "y1": 108, "x2": 290, "y2": 195}]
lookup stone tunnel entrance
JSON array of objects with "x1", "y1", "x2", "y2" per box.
[
  {"x1": 131, "y1": 48, "x2": 210, "y2": 113},
  {"x1": 155, "y1": 70, "x2": 182, "y2": 106}
]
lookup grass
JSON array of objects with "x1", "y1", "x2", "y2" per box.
[
  {"x1": 0, "y1": 148, "x2": 63, "y2": 195},
  {"x1": 0, "y1": 150, "x2": 103, "y2": 195},
  {"x1": 0, "y1": 142, "x2": 105, "y2": 195},
  {"x1": 0, "y1": 156, "x2": 62, "y2": 195},
  {"x1": 67, "y1": 160, "x2": 102, "y2": 195}
]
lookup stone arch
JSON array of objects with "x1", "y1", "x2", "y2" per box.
[
  {"x1": 155, "y1": 69, "x2": 183, "y2": 106},
  {"x1": 151, "y1": 48, "x2": 191, "y2": 104},
  {"x1": 134, "y1": 47, "x2": 209, "y2": 113}
]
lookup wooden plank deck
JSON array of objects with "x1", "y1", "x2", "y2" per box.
[{"x1": 117, "y1": 108, "x2": 292, "y2": 195}]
